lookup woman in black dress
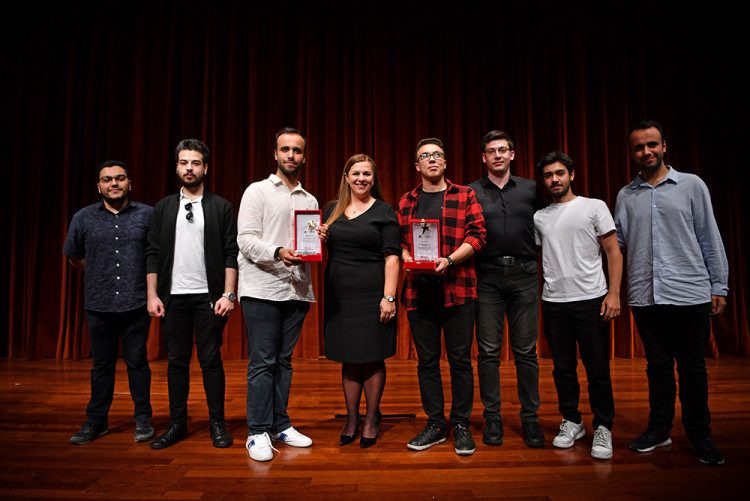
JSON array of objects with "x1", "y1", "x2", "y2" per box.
[{"x1": 322, "y1": 154, "x2": 400, "y2": 448}]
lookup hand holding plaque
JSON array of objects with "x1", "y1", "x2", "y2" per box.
[
  {"x1": 404, "y1": 218, "x2": 439, "y2": 270},
  {"x1": 294, "y1": 210, "x2": 323, "y2": 261}
]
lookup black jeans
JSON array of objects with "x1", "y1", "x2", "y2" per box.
[
  {"x1": 85, "y1": 307, "x2": 152, "y2": 425},
  {"x1": 542, "y1": 297, "x2": 614, "y2": 430},
  {"x1": 161, "y1": 294, "x2": 227, "y2": 425},
  {"x1": 475, "y1": 260, "x2": 540, "y2": 423},
  {"x1": 407, "y1": 301, "x2": 475, "y2": 428},
  {"x1": 631, "y1": 303, "x2": 713, "y2": 438}
]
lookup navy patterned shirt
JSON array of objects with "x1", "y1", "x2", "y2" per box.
[{"x1": 63, "y1": 200, "x2": 153, "y2": 312}]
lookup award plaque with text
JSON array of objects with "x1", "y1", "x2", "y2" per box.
[
  {"x1": 405, "y1": 218, "x2": 440, "y2": 270},
  {"x1": 294, "y1": 210, "x2": 323, "y2": 261}
]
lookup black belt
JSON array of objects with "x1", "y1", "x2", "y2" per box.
[{"x1": 483, "y1": 256, "x2": 530, "y2": 267}]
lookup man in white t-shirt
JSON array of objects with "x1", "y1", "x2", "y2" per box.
[{"x1": 533, "y1": 151, "x2": 622, "y2": 460}]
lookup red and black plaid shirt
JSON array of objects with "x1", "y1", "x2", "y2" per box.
[{"x1": 397, "y1": 179, "x2": 486, "y2": 310}]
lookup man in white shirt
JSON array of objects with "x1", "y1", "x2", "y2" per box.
[
  {"x1": 237, "y1": 127, "x2": 318, "y2": 461},
  {"x1": 533, "y1": 152, "x2": 622, "y2": 460}
]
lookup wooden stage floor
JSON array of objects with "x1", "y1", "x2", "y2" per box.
[{"x1": 1, "y1": 356, "x2": 747, "y2": 500}]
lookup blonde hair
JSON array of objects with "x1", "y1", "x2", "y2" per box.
[{"x1": 324, "y1": 154, "x2": 384, "y2": 226}]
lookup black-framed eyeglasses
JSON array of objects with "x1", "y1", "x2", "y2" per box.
[
  {"x1": 485, "y1": 147, "x2": 511, "y2": 155},
  {"x1": 185, "y1": 202, "x2": 194, "y2": 222},
  {"x1": 418, "y1": 151, "x2": 445, "y2": 161},
  {"x1": 99, "y1": 174, "x2": 128, "y2": 183}
]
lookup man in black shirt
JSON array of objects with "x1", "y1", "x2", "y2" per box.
[
  {"x1": 468, "y1": 130, "x2": 545, "y2": 448},
  {"x1": 63, "y1": 160, "x2": 154, "y2": 445}
]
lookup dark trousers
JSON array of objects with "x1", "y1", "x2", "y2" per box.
[
  {"x1": 161, "y1": 294, "x2": 227, "y2": 425},
  {"x1": 241, "y1": 297, "x2": 310, "y2": 435},
  {"x1": 407, "y1": 301, "x2": 475, "y2": 428},
  {"x1": 542, "y1": 297, "x2": 615, "y2": 430},
  {"x1": 85, "y1": 307, "x2": 152, "y2": 425},
  {"x1": 475, "y1": 261, "x2": 541, "y2": 423},
  {"x1": 631, "y1": 303, "x2": 713, "y2": 438}
]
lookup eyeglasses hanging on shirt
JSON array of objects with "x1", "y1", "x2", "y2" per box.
[{"x1": 185, "y1": 202, "x2": 194, "y2": 222}]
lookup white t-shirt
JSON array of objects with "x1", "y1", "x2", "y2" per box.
[
  {"x1": 534, "y1": 196, "x2": 615, "y2": 302},
  {"x1": 171, "y1": 190, "x2": 209, "y2": 294}
]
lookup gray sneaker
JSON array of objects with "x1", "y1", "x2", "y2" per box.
[
  {"x1": 552, "y1": 419, "x2": 585, "y2": 449},
  {"x1": 134, "y1": 418, "x2": 155, "y2": 442},
  {"x1": 591, "y1": 426, "x2": 613, "y2": 460}
]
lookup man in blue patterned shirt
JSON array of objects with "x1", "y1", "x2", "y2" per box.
[{"x1": 63, "y1": 160, "x2": 154, "y2": 445}]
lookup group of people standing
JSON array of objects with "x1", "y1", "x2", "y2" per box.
[{"x1": 63, "y1": 120, "x2": 729, "y2": 467}]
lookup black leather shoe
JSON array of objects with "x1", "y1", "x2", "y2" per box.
[
  {"x1": 483, "y1": 420, "x2": 503, "y2": 446},
  {"x1": 150, "y1": 423, "x2": 187, "y2": 450},
  {"x1": 522, "y1": 421, "x2": 545, "y2": 448},
  {"x1": 210, "y1": 422, "x2": 233, "y2": 448},
  {"x1": 339, "y1": 433, "x2": 356, "y2": 446}
]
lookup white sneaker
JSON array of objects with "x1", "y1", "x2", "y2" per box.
[
  {"x1": 552, "y1": 419, "x2": 585, "y2": 449},
  {"x1": 246, "y1": 432, "x2": 277, "y2": 462},
  {"x1": 273, "y1": 426, "x2": 312, "y2": 447},
  {"x1": 591, "y1": 426, "x2": 613, "y2": 460}
]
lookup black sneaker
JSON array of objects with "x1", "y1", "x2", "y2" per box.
[
  {"x1": 134, "y1": 418, "x2": 155, "y2": 442},
  {"x1": 210, "y1": 422, "x2": 233, "y2": 448},
  {"x1": 689, "y1": 436, "x2": 725, "y2": 466},
  {"x1": 70, "y1": 420, "x2": 108, "y2": 445},
  {"x1": 482, "y1": 420, "x2": 503, "y2": 446},
  {"x1": 453, "y1": 424, "x2": 476, "y2": 456},
  {"x1": 629, "y1": 429, "x2": 672, "y2": 453},
  {"x1": 407, "y1": 423, "x2": 447, "y2": 451}
]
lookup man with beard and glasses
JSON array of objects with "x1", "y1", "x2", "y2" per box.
[
  {"x1": 146, "y1": 139, "x2": 238, "y2": 450},
  {"x1": 533, "y1": 152, "x2": 621, "y2": 460},
  {"x1": 64, "y1": 160, "x2": 154, "y2": 445},
  {"x1": 615, "y1": 120, "x2": 729, "y2": 466},
  {"x1": 237, "y1": 127, "x2": 319, "y2": 462}
]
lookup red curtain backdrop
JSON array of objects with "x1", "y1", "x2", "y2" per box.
[{"x1": 4, "y1": 1, "x2": 748, "y2": 360}]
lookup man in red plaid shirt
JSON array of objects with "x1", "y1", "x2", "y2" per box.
[{"x1": 398, "y1": 137, "x2": 486, "y2": 456}]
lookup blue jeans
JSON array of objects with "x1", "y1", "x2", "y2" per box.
[
  {"x1": 407, "y1": 301, "x2": 475, "y2": 428},
  {"x1": 475, "y1": 260, "x2": 540, "y2": 423},
  {"x1": 161, "y1": 294, "x2": 227, "y2": 425},
  {"x1": 85, "y1": 307, "x2": 152, "y2": 425},
  {"x1": 242, "y1": 297, "x2": 310, "y2": 435},
  {"x1": 543, "y1": 297, "x2": 614, "y2": 430},
  {"x1": 631, "y1": 303, "x2": 712, "y2": 438}
]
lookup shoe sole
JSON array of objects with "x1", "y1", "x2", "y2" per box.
[
  {"x1": 134, "y1": 430, "x2": 155, "y2": 442},
  {"x1": 591, "y1": 448, "x2": 613, "y2": 460},
  {"x1": 552, "y1": 429, "x2": 586, "y2": 449},
  {"x1": 407, "y1": 436, "x2": 447, "y2": 451},
  {"x1": 455, "y1": 447, "x2": 476, "y2": 456},
  {"x1": 71, "y1": 429, "x2": 108, "y2": 445},
  {"x1": 246, "y1": 448, "x2": 274, "y2": 462},
  {"x1": 482, "y1": 437, "x2": 503, "y2": 446},
  {"x1": 630, "y1": 437, "x2": 672, "y2": 453}
]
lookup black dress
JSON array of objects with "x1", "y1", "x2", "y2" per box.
[{"x1": 323, "y1": 200, "x2": 401, "y2": 363}]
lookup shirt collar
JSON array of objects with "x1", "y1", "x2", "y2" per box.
[
  {"x1": 633, "y1": 165, "x2": 678, "y2": 189},
  {"x1": 269, "y1": 173, "x2": 305, "y2": 193}
]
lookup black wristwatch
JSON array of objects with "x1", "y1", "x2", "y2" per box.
[
  {"x1": 274, "y1": 247, "x2": 283, "y2": 262},
  {"x1": 445, "y1": 256, "x2": 455, "y2": 268}
]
